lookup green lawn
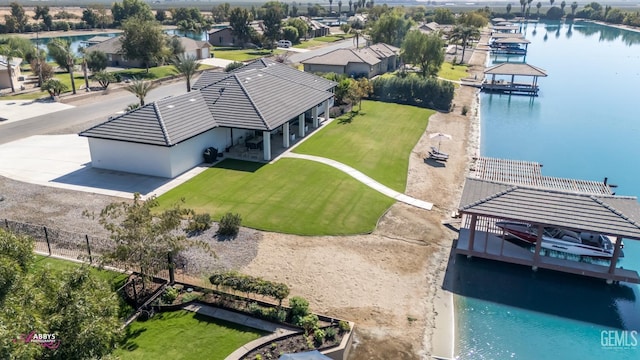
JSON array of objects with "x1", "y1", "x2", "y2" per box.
[
  {"x1": 211, "y1": 47, "x2": 284, "y2": 62},
  {"x1": 115, "y1": 310, "x2": 266, "y2": 360},
  {"x1": 294, "y1": 35, "x2": 354, "y2": 49},
  {"x1": 314, "y1": 34, "x2": 354, "y2": 42},
  {"x1": 113, "y1": 65, "x2": 177, "y2": 80},
  {"x1": 32, "y1": 255, "x2": 128, "y2": 288},
  {"x1": 437, "y1": 62, "x2": 469, "y2": 82},
  {"x1": 157, "y1": 158, "x2": 395, "y2": 235},
  {"x1": 293, "y1": 39, "x2": 325, "y2": 49},
  {"x1": 294, "y1": 100, "x2": 434, "y2": 192}
]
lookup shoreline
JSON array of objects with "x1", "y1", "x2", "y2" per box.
[{"x1": 427, "y1": 30, "x2": 490, "y2": 359}]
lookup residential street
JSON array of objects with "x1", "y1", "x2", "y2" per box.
[{"x1": 0, "y1": 80, "x2": 188, "y2": 145}]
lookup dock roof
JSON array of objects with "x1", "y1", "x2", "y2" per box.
[
  {"x1": 492, "y1": 25, "x2": 520, "y2": 31},
  {"x1": 491, "y1": 33, "x2": 524, "y2": 39},
  {"x1": 458, "y1": 178, "x2": 640, "y2": 239},
  {"x1": 485, "y1": 63, "x2": 548, "y2": 77},
  {"x1": 493, "y1": 37, "x2": 531, "y2": 44}
]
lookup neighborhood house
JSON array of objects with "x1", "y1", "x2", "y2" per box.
[
  {"x1": 301, "y1": 43, "x2": 400, "y2": 78},
  {"x1": 79, "y1": 59, "x2": 336, "y2": 178}
]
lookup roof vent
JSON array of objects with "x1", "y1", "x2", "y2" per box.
[
  {"x1": 189, "y1": 98, "x2": 196, "y2": 102},
  {"x1": 167, "y1": 105, "x2": 175, "y2": 109}
]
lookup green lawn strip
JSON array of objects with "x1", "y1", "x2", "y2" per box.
[
  {"x1": 157, "y1": 158, "x2": 394, "y2": 235},
  {"x1": 113, "y1": 65, "x2": 177, "y2": 80},
  {"x1": 314, "y1": 34, "x2": 353, "y2": 42},
  {"x1": 115, "y1": 310, "x2": 266, "y2": 360},
  {"x1": 293, "y1": 39, "x2": 324, "y2": 49},
  {"x1": 211, "y1": 47, "x2": 284, "y2": 62},
  {"x1": 437, "y1": 62, "x2": 469, "y2": 82},
  {"x1": 294, "y1": 100, "x2": 433, "y2": 192},
  {"x1": 1, "y1": 91, "x2": 47, "y2": 100}
]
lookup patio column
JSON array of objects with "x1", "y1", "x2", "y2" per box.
[
  {"x1": 262, "y1": 131, "x2": 271, "y2": 161},
  {"x1": 283, "y1": 122, "x2": 290, "y2": 148},
  {"x1": 467, "y1": 214, "x2": 478, "y2": 257},
  {"x1": 608, "y1": 236, "x2": 623, "y2": 275},
  {"x1": 324, "y1": 99, "x2": 331, "y2": 121},
  {"x1": 532, "y1": 224, "x2": 543, "y2": 271},
  {"x1": 298, "y1": 114, "x2": 305, "y2": 138},
  {"x1": 312, "y1": 106, "x2": 319, "y2": 128}
]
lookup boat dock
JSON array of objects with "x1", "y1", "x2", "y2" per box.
[
  {"x1": 455, "y1": 157, "x2": 640, "y2": 284},
  {"x1": 482, "y1": 63, "x2": 548, "y2": 96}
]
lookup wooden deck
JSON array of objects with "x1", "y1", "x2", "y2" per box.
[
  {"x1": 455, "y1": 227, "x2": 640, "y2": 284},
  {"x1": 471, "y1": 157, "x2": 613, "y2": 195},
  {"x1": 482, "y1": 82, "x2": 539, "y2": 95}
]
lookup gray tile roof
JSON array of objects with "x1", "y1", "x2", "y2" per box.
[
  {"x1": 84, "y1": 36, "x2": 123, "y2": 55},
  {"x1": 459, "y1": 178, "x2": 640, "y2": 239},
  {"x1": 81, "y1": 59, "x2": 336, "y2": 142},
  {"x1": 173, "y1": 35, "x2": 210, "y2": 52},
  {"x1": 79, "y1": 92, "x2": 217, "y2": 146},
  {"x1": 485, "y1": 63, "x2": 548, "y2": 77},
  {"x1": 367, "y1": 43, "x2": 400, "y2": 57},
  {"x1": 302, "y1": 48, "x2": 380, "y2": 66}
]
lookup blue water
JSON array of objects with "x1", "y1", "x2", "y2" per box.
[{"x1": 455, "y1": 21, "x2": 640, "y2": 359}]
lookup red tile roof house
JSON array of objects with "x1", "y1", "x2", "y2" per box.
[{"x1": 79, "y1": 59, "x2": 336, "y2": 178}]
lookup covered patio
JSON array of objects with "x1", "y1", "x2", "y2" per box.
[{"x1": 482, "y1": 62, "x2": 548, "y2": 96}]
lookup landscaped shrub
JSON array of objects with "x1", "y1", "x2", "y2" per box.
[
  {"x1": 313, "y1": 328, "x2": 325, "y2": 346},
  {"x1": 181, "y1": 292, "x2": 201, "y2": 303},
  {"x1": 185, "y1": 212, "x2": 211, "y2": 235},
  {"x1": 247, "y1": 302, "x2": 287, "y2": 322},
  {"x1": 289, "y1": 296, "x2": 309, "y2": 323},
  {"x1": 370, "y1": 76, "x2": 455, "y2": 111},
  {"x1": 462, "y1": 105, "x2": 469, "y2": 116},
  {"x1": 298, "y1": 314, "x2": 319, "y2": 334},
  {"x1": 338, "y1": 320, "x2": 351, "y2": 333},
  {"x1": 225, "y1": 61, "x2": 245, "y2": 72},
  {"x1": 217, "y1": 212, "x2": 242, "y2": 237},
  {"x1": 209, "y1": 271, "x2": 290, "y2": 305},
  {"x1": 324, "y1": 326, "x2": 337, "y2": 341},
  {"x1": 162, "y1": 286, "x2": 179, "y2": 303}
]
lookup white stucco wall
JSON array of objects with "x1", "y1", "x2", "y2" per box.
[{"x1": 88, "y1": 138, "x2": 173, "y2": 177}]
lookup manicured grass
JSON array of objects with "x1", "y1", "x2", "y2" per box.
[
  {"x1": 32, "y1": 255, "x2": 128, "y2": 288},
  {"x1": 211, "y1": 47, "x2": 284, "y2": 62},
  {"x1": 0, "y1": 91, "x2": 47, "y2": 100},
  {"x1": 437, "y1": 62, "x2": 469, "y2": 82},
  {"x1": 294, "y1": 39, "x2": 324, "y2": 49},
  {"x1": 294, "y1": 35, "x2": 354, "y2": 48},
  {"x1": 157, "y1": 158, "x2": 395, "y2": 235},
  {"x1": 294, "y1": 100, "x2": 434, "y2": 192},
  {"x1": 115, "y1": 310, "x2": 266, "y2": 360},
  {"x1": 114, "y1": 65, "x2": 177, "y2": 80},
  {"x1": 314, "y1": 34, "x2": 354, "y2": 42}
]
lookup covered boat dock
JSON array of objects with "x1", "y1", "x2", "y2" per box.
[
  {"x1": 455, "y1": 157, "x2": 640, "y2": 284},
  {"x1": 490, "y1": 37, "x2": 531, "y2": 56},
  {"x1": 483, "y1": 63, "x2": 548, "y2": 96}
]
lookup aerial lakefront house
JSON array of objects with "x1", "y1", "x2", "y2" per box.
[{"x1": 79, "y1": 59, "x2": 336, "y2": 178}]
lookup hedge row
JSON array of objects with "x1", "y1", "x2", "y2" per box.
[
  {"x1": 370, "y1": 76, "x2": 455, "y2": 111},
  {"x1": 209, "y1": 271, "x2": 290, "y2": 305}
]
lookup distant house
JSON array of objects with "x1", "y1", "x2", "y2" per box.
[
  {"x1": 0, "y1": 55, "x2": 22, "y2": 90},
  {"x1": 302, "y1": 43, "x2": 400, "y2": 78},
  {"x1": 298, "y1": 16, "x2": 330, "y2": 38},
  {"x1": 84, "y1": 35, "x2": 209, "y2": 68},
  {"x1": 79, "y1": 59, "x2": 336, "y2": 178},
  {"x1": 417, "y1": 22, "x2": 453, "y2": 35},
  {"x1": 208, "y1": 21, "x2": 265, "y2": 47}
]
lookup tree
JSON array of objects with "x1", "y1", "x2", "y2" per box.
[
  {"x1": 349, "y1": 0, "x2": 353, "y2": 13},
  {"x1": 507, "y1": 3, "x2": 512, "y2": 14},
  {"x1": 112, "y1": 0, "x2": 153, "y2": 26},
  {"x1": 120, "y1": 17, "x2": 164, "y2": 72},
  {"x1": 537, "y1": 2, "x2": 542, "y2": 15},
  {"x1": 93, "y1": 70, "x2": 116, "y2": 89},
  {"x1": 0, "y1": 229, "x2": 121, "y2": 360},
  {"x1": 86, "y1": 50, "x2": 108, "y2": 73},
  {"x1": 571, "y1": 1, "x2": 578, "y2": 16},
  {"x1": 42, "y1": 79, "x2": 68, "y2": 99},
  {"x1": 0, "y1": 43, "x2": 21, "y2": 93},
  {"x1": 229, "y1": 8, "x2": 253, "y2": 48},
  {"x1": 561, "y1": 1, "x2": 567, "y2": 12},
  {"x1": 434, "y1": 8, "x2": 455, "y2": 24},
  {"x1": 527, "y1": 0, "x2": 534, "y2": 18},
  {"x1": 520, "y1": 0, "x2": 527, "y2": 17},
  {"x1": 29, "y1": 59, "x2": 53, "y2": 85},
  {"x1": 287, "y1": 18, "x2": 309, "y2": 42},
  {"x1": 347, "y1": 78, "x2": 373, "y2": 111},
  {"x1": 282, "y1": 26, "x2": 299, "y2": 43},
  {"x1": 458, "y1": 12, "x2": 488, "y2": 28},
  {"x1": 401, "y1": 30, "x2": 444, "y2": 77},
  {"x1": 33, "y1": 5, "x2": 51, "y2": 30},
  {"x1": 90, "y1": 193, "x2": 206, "y2": 287},
  {"x1": 449, "y1": 26, "x2": 480, "y2": 64},
  {"x1": 82, "y1": 8, "x2": 98, "y2": 27},
  {"x1": 124, "y1": 78, "x2": 156, "y2": 107},
  {"x1": 338, "y1": 0, "x2": 343, "y2": 17},
  {"x1": 47, "y1": 38, "x2": 77, "y2": 94},
  {"x1": 172, "y1": 54, "x2": 201, "y2": 92},
  {"x1": 369, "y1": 10, "x2": 412, "y2": 47},
  {"x1": 212, "y1": 3, "x2": 231, "y2": 23},
  {"x1": 263, "y1": 6, "x2": 284, "y2": 48},
  {"x1": 5, "y1": 2, "x2": 27, "y2": 33},
  {"x1": 329, "y1": 0, "x2": 334, "y2": 14}
]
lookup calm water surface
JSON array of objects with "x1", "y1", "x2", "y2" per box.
[{"x1": 455, "y1": 21, "x2": 640, "y2": 359}]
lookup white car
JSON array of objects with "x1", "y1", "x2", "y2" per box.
[{"x1": 277, "y1": 40, "x2": 292, "y2": 48}]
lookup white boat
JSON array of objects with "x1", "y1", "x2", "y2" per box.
[{"x1": 495, "y1": 221, "x2": 623, "y2": 259}]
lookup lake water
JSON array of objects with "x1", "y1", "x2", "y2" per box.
[{"x1": 454, "y1": 21, "x2": 640, "y2": 359}]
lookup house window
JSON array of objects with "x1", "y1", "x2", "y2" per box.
[{"x1": 219, "y1": 36, "x2": 222, "y2": 44}]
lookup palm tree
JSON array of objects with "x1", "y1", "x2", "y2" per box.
[
  {"x1": 338, "y1": 0, "x2": 342, "y2": 20},
  {"x1": 0, "y1": 43, "x2": 22, "y2": 93},
  {"x1": 79, "y1": 48, "x2": 90, "y2": 92},
  {"x1": 570, "y1": 1, "x2": 578, "y2": 16},
  {"x1": 527, "y1": 0, "x2": 534, "y2": 18},
  {"x1": 536, "y1": 2, "x2": 542, "y2": 15},
  {"x1": 329, "y1": 0, "x2": 333, "y2": 14},
  {"x1": 450, "y1": 26, "x2": 480, "y2": 64},
  {"x1": 520, "y1": 0, "x2": 527, "y2": 17},
  {"x1": 125, "y1": 78, "x2": 156, "y2": 107},
  {"x1": 172, "y1": 54, "x2": 201, "y2": 92},
  {"x1": 560, "y1": 1, "x2": 566, "y2": 12},
  {"x1": 550, "y1": 0, "x2": 555, "y2": 6},
  {"x1": 507, "y1": 3, "x2": 512, "y2": 15},
  {"x1": 48, "y1": 39, "x2": 77, "y2": 95},
  {"x1": 349, "y1": 0, "x2": 353, "y2": 13}
]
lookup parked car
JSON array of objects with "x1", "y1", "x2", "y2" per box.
[{"x1": 277, "y1": 40, "x2": 292, "y2": 48}]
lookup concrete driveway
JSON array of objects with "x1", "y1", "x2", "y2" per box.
[
  {"x1": 0, "y1": 134, "x2": 209, "y2": 199},
  {"x1": 0, "y1": 99, "x2": 74, "y2": 125}
]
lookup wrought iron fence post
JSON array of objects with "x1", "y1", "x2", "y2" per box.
[
  {"x1": 85, "y1": 235, "x2": 93, "y2": 264},
  {"x1": 4, "y1": 219, "x2": 8, "y2": 229},
  {"x1": 44, "y1": 226, "x2": 51, "y2": 255},
  {"x1": 168, "y1": 252, "x2": 175, "y2": 285}
]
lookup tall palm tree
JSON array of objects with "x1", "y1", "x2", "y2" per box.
[
  {"x1": 79, "y1": 47, "x2": 90, "y2": 92},
  {"x1": 450, "y1": 26, "x2": 480, "y2": 64},
  {"x1": 520, "y1": 0, "x2": 527, "y2": 17},
  {"x1": 48, "y1": 39, "x2": 77, "y2": 95},
  {"x1": 338, "y1": 0, "x2": 342, "y2": 19},
  {"x1": 536, "y1": 2, "x2": 542, "y2": 15},
  {"x1": 560, "y1": 1, "x2": 566, "y2": 12},
  {"x1": 570, "y1": 1, "x2": 578, "y2": 15},
  {"x1": 527, "y1": 0, "x2": 533, "y2": 18},
  {"x1": 329, "y1": 0, "x2": 333, "y2": 14},
  {"x1": 550, "y1": 0, "x2": 555, "y2": 6},
  {"x1": 125, "y1": 78, "x2": 156, "y2": 107},
  {"x1": 507, "y1": 3, "x2": 512, "y2": 15},
  {"x1": 172, "y1": 54, "x2": 201, "y2": 92},
  {"x1": 0, "y1": 43, "x2": 22, "y2": 93}
]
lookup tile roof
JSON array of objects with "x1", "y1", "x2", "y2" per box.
[
  {"x1": 79, "y1": 92, "x2": 217, "y2": 146},
  {"x1": 459, "y1": 178, "x2": 640, "y2": 239},
  {"x1": 302, "y1": 48, "x2": 380, "y2": 66},
  {"x1": 84, "y1": 36, "x2": 123, "y2": 55},
  {"x1": 81, "y1": 59, "x2": 336, "y2": 143},
  {"x1": 173, "y1": 35, "x2": 210, "y2": 52},
  {"x1": 485, "y1": 63, "x2": 548, "y2": 77}
]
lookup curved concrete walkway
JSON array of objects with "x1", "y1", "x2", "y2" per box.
[{"x1": 283, "y1": 153, "x2": 433, "y2": 211}]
